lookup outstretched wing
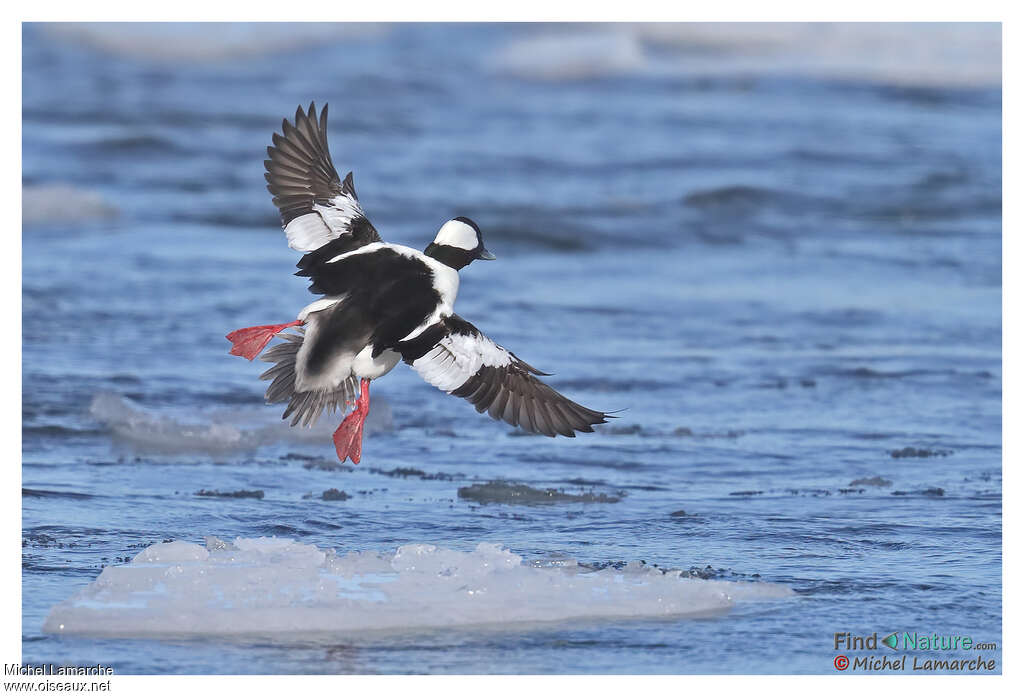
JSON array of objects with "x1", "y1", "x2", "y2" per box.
[
  {"x1": 265, "y1": 102, "x2": 381, "y2": 262},
  {"x1": 398, "y1": 315, "x2": 611, "y2": 437}
]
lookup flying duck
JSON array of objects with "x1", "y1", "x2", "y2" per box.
[{"x1": 227, "y1": 103, "x2": 611, "y2": 463}]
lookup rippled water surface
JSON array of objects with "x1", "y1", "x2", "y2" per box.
[{"x1": 22, "y1": 23, "x2": 1001, "y2": 674}]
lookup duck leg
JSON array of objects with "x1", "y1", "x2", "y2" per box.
[
  {"x1": 226, "y1": 320, "x2": 303, "y2": 360},
  {"x1": 333, "y1": 378, "x2": 371, "y2": 464}
]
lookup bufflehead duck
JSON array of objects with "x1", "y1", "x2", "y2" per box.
[{"x1": 227, "y1": 103, "x2": 610, "y2": 463}]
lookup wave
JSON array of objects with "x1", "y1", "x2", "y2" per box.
[
  {"x1": 88, "y1": 392, "x2": 247, "y2": 455},
  {"x1": 87, "y1": 392, "x2": 392, "y2": 456},
  {"x1": 22, "y1": 488, "x2": 95, "y2": 501},
  {"x1": 490, "y1": 23, "x2": 1000, "y2": 88},
  {"x1": 683, "y1": 184, "x2": 834, "y2": 216},
  {"x1": 491, "y1": 30, "x2": 645, "y2": 81},
  {"x1": 40, "y1": 22, "x2": 389, "y2": 63},
  {"x1": 23, "y1": 184, "x2": 118, "y2": 226},
  {"x1": 43, "y1": 537, "x2": 792, "y2": 637}
]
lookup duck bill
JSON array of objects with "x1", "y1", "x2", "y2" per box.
[{"x1": 477, "y1": 248, "x2": 496, "y2": 260}]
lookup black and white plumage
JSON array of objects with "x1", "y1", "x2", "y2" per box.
[
  {"x1": 264, "y1": 104, "x2": 380, "y2": 259},
  {"x1": 258, "y1": 328, "x2": 359, "y2": 427},
  {"x1": 234, "y1": 102, "x2": 610, "y2": 459},
  {"x1": 397, "y1": 315, "x2": 609, "y2": 437}
]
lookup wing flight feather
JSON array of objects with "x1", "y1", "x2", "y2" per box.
[
  {"x1": 265, "y1": 102, "x2": 381, "y2": 256},
  {"x1": 399, "y1": 315, "x2": 610, "y2": 437}
]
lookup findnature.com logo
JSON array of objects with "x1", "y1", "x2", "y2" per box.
[{"x1": 831, "y1": 632, "x2": 998, "y2": 673}]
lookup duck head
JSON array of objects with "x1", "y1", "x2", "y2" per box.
[{"x1": 424, "y1": 216, "x2": 496, "y2": 270}]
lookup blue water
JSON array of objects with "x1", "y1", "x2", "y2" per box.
[{"x1": 22, "y1": 23, "x2": 1001, "y2": 674}]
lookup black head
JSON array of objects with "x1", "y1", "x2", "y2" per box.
[{"x1": 423, "y1": 216, "x2": 496, "y2": 270}]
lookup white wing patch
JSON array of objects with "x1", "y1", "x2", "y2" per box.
[
  {"x1": 314, "y1": 195, "x2": 363, "y2": 235},
  {"x1": 284, "y1": 194, "x2": 366, "y2": 253},
  {"x1": 402, "y1": 315, "x2": 611, "y2": 437},
  {"x1": 284, "y1": 213, "x2": 332, "y2": 253},
  {"x1": 412, "y1": 331, "x2": 512, "y2": 393}
]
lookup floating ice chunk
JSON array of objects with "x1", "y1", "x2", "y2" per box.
[
  {"x1": 325, "y1": 550, "x2": 394, "y2": 577},
  {"x1": 133, "y1": 541, "x2": 209, "y2": 564},
  {"x1": 204, "y1": 536, "x2": 235, "y2": 552},
  {"x1": 44, "y1": 538, "x2": 793, "y2": 637},
  {"x1": 390, "y1": 543, "x2": 521, "y2": 577}
]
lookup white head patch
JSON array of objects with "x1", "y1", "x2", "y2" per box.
[{"x1": 433, "y1": 219, "x2": 479, "y2": 251}]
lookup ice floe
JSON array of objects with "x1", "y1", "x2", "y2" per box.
[{"x1": 44, "y1": 537, "x2": 793, "y2": 637}]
